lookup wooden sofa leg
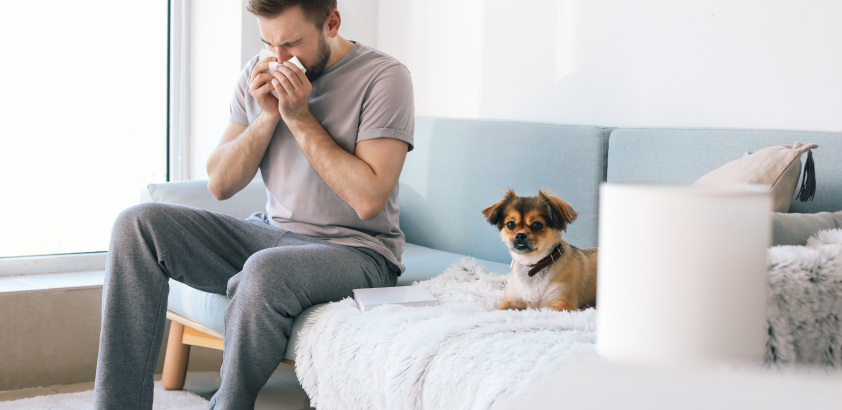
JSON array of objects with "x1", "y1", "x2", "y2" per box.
[{"x1": 162, "y1": 320, "x2": 191, "y2": 390}]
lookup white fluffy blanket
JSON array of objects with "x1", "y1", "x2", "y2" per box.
[
  {"x1": 296, "y1": 229, "x2": 842, "y2": 409},
  {"x1": 295, "y1": 259, "x2": 596, "y2": 410}
]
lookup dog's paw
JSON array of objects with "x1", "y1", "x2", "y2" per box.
[{"x1": 498, "y1": 300, "x2": 527, "y2": 311}]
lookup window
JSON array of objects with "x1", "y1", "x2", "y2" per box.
[{"x1": 0, "y1": 1, "x2": 168, "y2": 258}]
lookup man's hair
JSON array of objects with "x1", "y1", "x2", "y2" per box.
[{"x1": 247, "y1": 0, "x2": 337, "y2": 29}]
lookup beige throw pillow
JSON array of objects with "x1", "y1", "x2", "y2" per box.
[{"x1": 695, "y1": 142, "x2": 818, "y2": 213}]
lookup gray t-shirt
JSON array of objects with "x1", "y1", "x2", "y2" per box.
[{"x1": 229, "y1": 42, "x2": 414, "y2": 273}]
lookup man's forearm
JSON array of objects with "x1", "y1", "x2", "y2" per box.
[
  {"x1": 206, "y1": 113, "x2": 280, "y2": 200},
  {"x1": 286, "y1": 113, "x2": 395, "y2": 220}
]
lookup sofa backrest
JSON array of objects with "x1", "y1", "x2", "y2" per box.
[
  {"x1": 607, "y1": 128, "x2": 842, "y2": 214},
  {"x1": 399, "y1": 117, "x2": 612, "y2": 264}
]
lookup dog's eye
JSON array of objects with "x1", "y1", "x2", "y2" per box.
[
  {"x1": 530, "y1": 222, "x2": 543, "y2": 231},
  {"x1": 506, "y1": 221, "x2": 515, "y2": 230}
]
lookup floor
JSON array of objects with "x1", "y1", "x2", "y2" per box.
[{"x1": 0, "y1": 366, "x2": 312, "y2": 410}]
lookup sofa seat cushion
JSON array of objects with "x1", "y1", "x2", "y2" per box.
[
  {"x1": 397, "y1": 242, "x2": 511, "y2": 285},
  {"x1": 167, "y1": 242, "x2": 511, "y2": 361}
]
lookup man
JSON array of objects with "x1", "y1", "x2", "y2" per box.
[{"x1": 93, "y1": 0, "x2": 413, "y2": 408}]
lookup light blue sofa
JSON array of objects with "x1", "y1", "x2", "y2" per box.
[{"x1": 146, "y1": 117, "x2": 842, "y2": 388}]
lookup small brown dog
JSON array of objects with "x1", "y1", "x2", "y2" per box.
[{"x1": 482, "y1": 189, "x2": 598, "y2": 312}]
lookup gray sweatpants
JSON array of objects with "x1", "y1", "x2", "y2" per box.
[{"x1": 92, "y1": 202, "x2": 398, "y2": 409}]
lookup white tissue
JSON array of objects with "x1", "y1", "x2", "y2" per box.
[
  {"x1": 258, "y1": 49, "x2": 307, "y2": 99},
  {"x1": 286, "y1": 56, "x2": 306, "y2": 73},
  {"x1": 259, "y1": 48, "x2": 275, "y2": 65},
  {"x1": 258, "y1": 48, "x2": 307, "y2": 73}
]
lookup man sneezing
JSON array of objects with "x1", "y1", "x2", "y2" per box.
[{"x1": 93, "y1": 1, "x2": 414, "y2": 408}]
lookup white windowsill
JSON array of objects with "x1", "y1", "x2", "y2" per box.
[
  {"x1": 0, "y1": 252, "x2": 107, "y2": 277},
  {"x1": 0, "y1": 270, "x2": 105, "y2": 294}
]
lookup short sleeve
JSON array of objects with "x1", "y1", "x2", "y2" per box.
[
  {"x1": 356, "y1": 64, "x2": 415, "y2": 151},
  {"x1": 229, "y1": 58, "x2": 257, "y2": 125}
]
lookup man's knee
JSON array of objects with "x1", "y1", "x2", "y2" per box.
[
  {"x1": 113, "y1": 202, "x2": 174, "y2": 235},
  {"x1": 227, "y1": 248, "x2": 306, "y2": 303},
  {"x1": 231, "y1": 249, "x2": 283, "y2": 289}
]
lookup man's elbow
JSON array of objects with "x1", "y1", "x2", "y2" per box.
[
  {"x1": 207, "y1": 180, "x2": 232, "y2": 201},
  {"x1": 206, "y1": 162, "x2": 227, "y2": 200},
  {"x1": 357, "y1": 208, "x2": 379, "y2": 221},
  {"x1": 356, "y1": 198, "x2": 388, "y2": 221}
]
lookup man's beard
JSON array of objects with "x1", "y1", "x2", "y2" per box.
[{"x1": 305, "y1": 34, "x2": 331, "y2": 82}]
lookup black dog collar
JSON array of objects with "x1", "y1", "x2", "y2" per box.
[{"x1": 526, "y1": 242, "x2": 564, "y2": 277}]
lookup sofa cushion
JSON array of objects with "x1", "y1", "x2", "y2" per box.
[
  {"x1": 167, "y1": 280, "x2": 229, "y2": 337},
  {"x1": 695, "y1": 143, "x2": 818, "y2": 213},
  {"x1": 400, "y1": 117, "x2": 611, "y2": 264},
  {"x1": 142, "y1": 179, "x2": 267, "y2": 219},
  {"x1": 167, "y1": 242, "x2": 511, "y2": 361},
  {"x1": 398, "y1": 242, "x2": 511, "y2": 284},
  {"x1": 773, "y1": 211, "x2": 842, "y2": 246},
  {"x1": 607, "y1": 128, "x2": 842, "y2": 214}
]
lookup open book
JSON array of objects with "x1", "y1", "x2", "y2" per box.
[{"x1": 353, "y1": 286, "x2": 437, "y2": 313}]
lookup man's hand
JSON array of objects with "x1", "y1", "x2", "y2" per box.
[
  {"x1": 248, "y1": 56, "x2": 281, "y2": 119},
  {"x1": 271, "y1": 61, "x2": 313, "y2": 122}
]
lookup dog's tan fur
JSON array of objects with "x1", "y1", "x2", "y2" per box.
[{"x1": 482, "y1": 189, "x2": 598, "y2": 312}]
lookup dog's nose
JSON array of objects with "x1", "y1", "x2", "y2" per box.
[{"x1": 515, "y1": 233, "x2": 527, "y2": 242}]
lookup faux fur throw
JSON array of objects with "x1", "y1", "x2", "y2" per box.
[
  {"x1": 767, "y1": 228, "x2": 842, "y2": 367},
  {"x1": 295, "y1": 259, "x2": 596, "y2": 410},
  {"x1": 296, "y1": 229, "x2": 842, "y2": 409}
]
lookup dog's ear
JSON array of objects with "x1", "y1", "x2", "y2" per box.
[
  {"x1": 540, "y1": 189, "x2": 578, "y2": 231},
  {"x1": 482, "y1": 189, "x2": 516, "y2": 228}
]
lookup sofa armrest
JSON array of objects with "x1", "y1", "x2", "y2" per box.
[{"x1": 140, "y1": 179, "x2": 268, "y2": 219}]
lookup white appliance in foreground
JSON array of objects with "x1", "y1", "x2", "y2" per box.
[{"x1": 596, "y1": 184, "x2": 772, "y2": 368}]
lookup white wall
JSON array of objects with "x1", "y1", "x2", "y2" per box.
[
  {"x1": 189, "y1": 0, "x2": 268, "y2": 180},
  {"x1": 241, "y1": 0, "x2": 265, "y2": 70},
  {"x1": 338, "y1": 0, "x2": 379, "y2": 46},
  {"x1": 377, "y1": 0, "x2": 842, "y2": 131},
  {"x1": 189, "y1": 0, "x2": 244, "y2": 179},
  {"x1": 188, "y1": 1, "x2": 842, "y2": 180}
]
